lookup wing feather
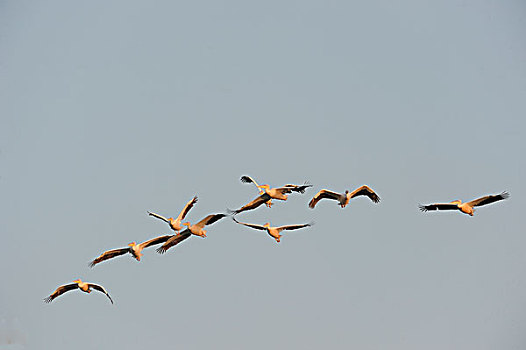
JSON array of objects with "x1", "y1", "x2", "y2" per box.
[
  {"x1": 195, "y1": 213, "x2": 226, "y2": 228},
  {"x1": 240, "y1": 175, "x2": 262, "y2": 192},
  {"x1": 89, "y1": 247, "x2": 130, "y2": 267},
  {"x1": 177, "y1": 196, "x2": 198, "y2": 221},
  {"x1": 138, "y1": 235, "x2": 173, "y2": 249},
  {"x1": 418, "y1": 203, "x2": 459, "y2": 212},
  {"x1": 232, "y1": 217, "x2": 266, "y2": 231},
  {"x1": 147, "y1": 211, "x2": 170, "y2": 223},
  {"x1": 156, "y1": 231, "x2": 191, "y2": 254},
  {"x1": 349, "y1": 185, "x2": 380, "y2": 203},
  {"x1": 278, "y1": 223, "x2": 313, "y2": 231},
  {"x1": 308, "y1": 190, "x2": 341, "y2": 208},
  {"x1": 43, "y1": 283, "x2": 78, "y2": 303},
  {"x1": 231, "y1": 193, "x2": 272, "y2": 214},
  {"x1": 283, "y1": 182, "x2": 313, "y2": 194},
  {"x1": 466, "y1": 191, "x2": 510, "y2": 207},
  {"x1": 88, "y1": 283, "x2": 114, "y2": 304}
]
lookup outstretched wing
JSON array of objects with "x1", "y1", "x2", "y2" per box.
[
  {"x1": 177, "y1": 196, "x2": 198, "y2": 221},
  {"x1": 194, "y1": 213, "x2": 226, "y2": 229},
  {"x1": 147, "y1": 211, "x2": 170, "y2": 223},
  {"x1": 156, "y1": 231, "x2": 191, "y2": 254},
  {"x1": 44, "y1": 283, "x2": 78, "y2": 303},
  {"x1": 418, "y1": 203, "x2": 459, "y2": 212},
  {"x1": 277, "y1": 222, "x2": 313, "y2": 233},
  {"x1": 89, "y1": 247, "x2": 130, "y2": 267},
  {"x1": 231, "y1": 193, "x2": 272, "y2": 214},
  {"x1": 283, "y1": 182, "x2": 313, "y2": 194},
  {"x1": 308, "y1": 190, "x2": 341, "y2": 208},
  {"x1": 466, "y1": 191, "x2": 509, "y2": 207},
  {"x1": 240, "y1": 175, "x2": 262, "y2": 192},
  {"x1": 88, "y1": 283, "x2": 114, "y2": 304},
  {"x1": 349, "y1": 185, "x2": 380, "y2": 203},
  {"x1": 138, "y1": 235, "x2": 173, "y2": 249},
  {"x1": 232, "y1": 217, "x2": 267, "y2": 231}
]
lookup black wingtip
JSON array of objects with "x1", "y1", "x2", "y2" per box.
[
  {"x1": 418, "y1": 204, "x2": 428, "y2": 212},
  {"x1": 501, "y1": 191, "x2": 510, "y2": 199},
  {"x1": 240, "y1": 176, "x2": 252, "y2": 183},
  {"x1": 156, "y1": 246, "x2": 166, "y2": 254},
  {"x1": 43, "y1": 296, "x2": 52, "y2": 303}
]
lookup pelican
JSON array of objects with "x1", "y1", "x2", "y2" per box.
[
  {"x1": 156, "y1": 213, "x2": 226, "y2": 254},
  {"x1": 419, "y1": 191, "x2": 509, "y2": 216},
  {"x1": 233, "y1": 217, "x2": 313, "y2": 243},
  {"x1": 89, "y1": 235, "x2": 173, "y2": 267},
  {"x1": 147, "y1": 196, "x2": 198, "y2": 233},
  {"x1": 44, "y1": 279, "x2": 113, "y2": 304},
  {"x1": 240, "y1": 175, "x2": 312, "y2": 207},
  {"x1": 309, "y1": 185, "x2": 380, "y2": 208}
]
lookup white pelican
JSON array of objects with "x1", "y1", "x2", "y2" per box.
[
  {"x1": 44, "y1": 279, "x2": 113, "y2": 304},
  {"x1": 233, "y1": 217, "x2": 313, "y2": 243},
  {"x1": 240, "y1": 176, "x2": 312, "y2": 207},
  {"x1": 148, "y1": 196, "x2": 198, "y2": 233},
  {"x1": 309, "y1": 185, "x2": 380, "y2": 209},
  {"x1": 156, "y1": 213, "x2": 226, "y2": 254},
  {"x1": 89, "y1": 235, "x2": 173, "y2": 267},
  {"x1": 419, "y1": 191, "x2": 509, "y2": 216}
]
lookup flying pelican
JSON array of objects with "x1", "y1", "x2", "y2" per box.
[
  {"x1": 419, "y1": 191, "x2": 509, "y2": 216},
  {"x1": 309, "y1": 185, "x2": 380, "y2": 209},
  {"x1": 147, "y1": 196, "x2": 198, "y2": 233},
  {"x1": 44, "y1": 279, "x2": 113, "y2": 304},
  {"x1": 89, "y1": 235, "x2": 173, "y2": 267},
  {"x1": 156, "y1": 213, "x2": 226, "y2": 254},
  {"x1": 240, "y1": 175, "x2": 312, "y2": 207},
  {"x1": 233, "y1": 217, "x2": 313, "y2": 243}
]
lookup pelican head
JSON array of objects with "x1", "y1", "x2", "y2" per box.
[
  {"x1": 263, "y1": 223, "x2": 271, "y2": 228},
  {"x1": 182, "y1": 222, "x2": 191, "y2": 228},
  {"x1": 128, "y1": 242, "x2": 137, "y2": 247},
  {"x1": 258, "y1": 184, "x2": 270, "y2": 191},
  {"x1": 73, "y1": 279, "x2": 82, "y2": 284}
]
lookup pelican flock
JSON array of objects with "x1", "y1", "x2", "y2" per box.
[{"x1": 44, "y1": 174, "x2": 509, "y2": 304}]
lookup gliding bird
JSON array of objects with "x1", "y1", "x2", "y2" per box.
[
  {"x1": 240, "y1": 175, "x2": 312, "y2": 207},
  {"x1": 44, "y1": 279, "x2": 113, "y2": 304},
  {"x1": 233, "y1": 217, "x2": 313, "y2": 243},
  {"x1": 309, "y1": 185, "x2": 380, "y2": 209},
  {"x1": 89, "y1": 235, "x2": 173, "y2": 267},
  {"x1": 419, "y1": 191, "x2": 509, "y2": 216}
]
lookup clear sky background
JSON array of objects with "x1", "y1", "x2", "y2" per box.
[{"x1": 1, "y1": 1, "x2": 525, "y2": 349}]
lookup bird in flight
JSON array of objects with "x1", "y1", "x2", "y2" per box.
[
  {"x1": 419, "y1": 191, "x2": 509, "y2": 216},
  {"x1": 240, "y1": 175, "x2": 312, "y2": 207},
  {"x1": 147, "y1": 196, "x2": 198, "y2": 234},
  {"x1": 44, "y1": 279, "x2": 113, "y2": 304},
  {"x1": 89, "y1": 235, "x2": 173, "y2": 267},
  {"x1": 233, "y1": 217, "x2": 313, "y2": 243},
  {"x1": 156, "y1": 213, "x2": 226, "y2": 254},
  {"x1": 309, "y1": 185, "x2": 380, "y2": 209}
]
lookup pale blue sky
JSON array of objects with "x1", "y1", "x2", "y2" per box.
[{"x1": 1, "y1": 1, "x2": 525, "y2": 349}]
